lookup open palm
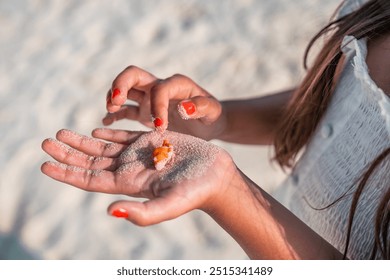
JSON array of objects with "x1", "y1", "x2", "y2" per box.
[{"x1": 41, "y1": 128, "x2": 233, "y2": 225}]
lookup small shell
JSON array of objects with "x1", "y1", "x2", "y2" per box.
[{"x1": 153, "y1": 139, "x2": 174, "y2": 171}]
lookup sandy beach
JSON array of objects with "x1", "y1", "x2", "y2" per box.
[{"x1": 1, "y1": 0, "x2": 340, "y2": 259}]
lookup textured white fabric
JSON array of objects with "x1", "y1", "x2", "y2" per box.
[
  {"x1": 273, "y1": 0, "x2": 390, "y2": 259},
  {"x1": 337, "y1": 0, "x2": 367, "y2": 18}
]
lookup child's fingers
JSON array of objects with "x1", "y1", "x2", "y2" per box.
[
  {"x1": 42, "y1": 138, "x2": 118, "y2": 171},
  {"x1": 41, "y1": 161, "x2": 118, "y2": 194},
  {"x1": 92, "y1": 128, "x2": 143, "y2": 145},
  {"x1": 150, "y1": 74, "x2": 207, "y2": 131},
  {"x1": 177, "y1": 96, "x2": 222, "y2": 124},
  {"x1": 110, "y1": 65, "x2": 157, "y2": 109},
  {"x1": 55, "y1": 129, "x2": 127, "y2": 158},
  {"x1": 102, "y1": 105, "x2": 140, "y2": 126},
  {"x1": 106, "y1": 89, "x2": 146, "y2": 113}
]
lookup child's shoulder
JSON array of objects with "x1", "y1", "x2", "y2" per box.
[{"x1": 366, "y1": 34, "x2": 390, "y2": 95}]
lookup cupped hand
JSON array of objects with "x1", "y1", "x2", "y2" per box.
[
  {"x1": 41, "y1": 128, "x2": 235, "y2": 225},
  {"x1": 104, "y1": 65, "x2": 226, "y2": 140}
]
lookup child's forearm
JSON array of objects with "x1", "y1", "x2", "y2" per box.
[
  {"x1": 217, "y1": 89, "x2": 293, "y2": 145},
  {"x1": 204, "y1": 169, "x2": 343, "y2": 259}
]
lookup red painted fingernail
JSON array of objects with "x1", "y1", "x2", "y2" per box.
[
  {"x1": 181, "y1": 101, "x2": 196, "y2": 115},
  {"x1": 112, "y1": 88, "x2": 121, "y2": 98},
  {"x1": 153, "y1": 117, "x2": 163, "y2": 127},
  {"x1": 111, "y1": 208, "x2": 128, "y2": 218}
]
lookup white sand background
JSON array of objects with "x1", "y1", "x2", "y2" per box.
[{"x1": 0, "y1": 0, "x2": 340, "y2": 259}]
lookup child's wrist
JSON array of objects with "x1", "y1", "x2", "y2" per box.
[
  {"x1": 201, "y1": 160, "x2": 247, "y2": 218},
  {"x1": 211, "y1": 100, "x2": 230, "y2": 141}
]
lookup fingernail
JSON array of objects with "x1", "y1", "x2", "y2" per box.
[
  {"x1": 153, "y1": 117, "x2": 163, "y2": 128},
  {"x1": 181, "y1": 101, "x2": 196, "y2": 116},
  {"x1": 111, "y1": 208, "x2": 128, "y2": 218},
  {"x1": 112, "y1": 88, "x2": 121, "y2": 98}
]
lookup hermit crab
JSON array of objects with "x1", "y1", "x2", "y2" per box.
[{"x1": 153, "y1": 139, "x2": 174, "y2": 171}]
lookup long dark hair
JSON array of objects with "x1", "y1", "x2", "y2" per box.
[{"x1": 273, "y1": 0, "x2": 390, "y2": 259}]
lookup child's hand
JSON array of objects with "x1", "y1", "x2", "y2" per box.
[
  {"x1": 41, "y1": 128, "x2": 236, "y2": 225},
  {"x1": 104, "y1": 66, "x2": 225, "y2": 140}
]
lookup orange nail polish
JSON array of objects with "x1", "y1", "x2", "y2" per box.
[
  {"x1": 111, "y1": 208, "x2": 128, "y2": 218},
  {"x1": 181, "y1": 101, "x2": 196, "y2": 115},
  {"x1": 112, "y1": 88, "x2": 121, "y2": 98},
  {"x1": 153, "y1": 117, "x2": 163, "y2": 127}
]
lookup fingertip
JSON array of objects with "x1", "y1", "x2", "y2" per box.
[
  {"x1": 55, "y1": 128, "x2": 76, "y2": 141},
  {"x1": 41, "y1": 138, "x2": 61, "y2": 154},
  {"x1": 110, "y1": 88, "x2": 125, "y2": 107},
  {"x1": 41, "y1": 138, "x2": 51, "y2": 150},
  {"x1": 110, "y1": 207, "x2": 129, "y2": 219},
  {"x1": 153, "y1": 116, "x2": 163, "y2": 128},
  {"x1": 40, "y1": 161, "x2": 50, "y2": 173},
  {"x1": 90, "y1": 127, "x2": 111, "y2": 139},
  {"x1": 102, "y1": 114, "x2": 114, "y2": 126},
  {"x1": 107, "y1": 104, "x2": 121, "y2": 114},
  {"x1": 112, "y1": 88, "x2": 121, "y2": 99},
  {"x1": 152, "y1": 116, "x2": 168, "y2": 132},
  {"x1": 108, "y1": 201, "x2": 151, "y2": 226},
  {"x1": 91, "y1": 128, "x2": 102, "y2": 137},
  {"x1": 40, "y1": 161, "x2": 63, "y2": 176},
  {"x1": 184, "y1": 96, "x2": 222, "y2": 124},
  {"x1": 108, "y1": 202, "x2": 132, "y2": 221},
  {"x1": 177, "y1": 100, "x2": 197, "y2": 120},
  {"x1": 55, "y1": 128, "x2": 67, "y2": 139}
]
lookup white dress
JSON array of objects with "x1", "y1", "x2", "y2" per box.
[{"x1": 273, "y1": 0, "x2": 390, "y2": 259}]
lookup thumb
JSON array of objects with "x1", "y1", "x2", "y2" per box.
[
  {"x1": 177, "y1": 96, "x2": 222, "y2": 124},
  {"x1": 107, "y1": 195, "x2": 196, "y2": 226}
]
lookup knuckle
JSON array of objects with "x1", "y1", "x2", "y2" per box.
[
  {"x1": 171, "y1": 73, "x2": 185, "y2": 79},
  {"x1": 150, "y1": 79, "x2": 165, "y2": 93},
  {"x1": 112, "y1": 65, "x2": 140, "y2": 85},
  {"x1": 170, "y1": 73, "x2": 190, "y2": 83},
  {"x1": 125, "y1": 65, "x2": 139, "y2": 72}
]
